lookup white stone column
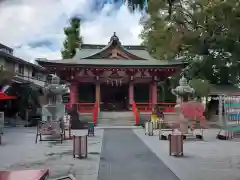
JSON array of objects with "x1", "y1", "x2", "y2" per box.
[{"x1": 218, "y1": 95, "x2": 223, "y2": 127}]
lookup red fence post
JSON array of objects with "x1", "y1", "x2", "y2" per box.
[
  {"x1": 132, "y1": 101, "x2": 139, "y2": 125},
  {"x1": 92, "y1": 102, "x2": 98, "y2": 125}
]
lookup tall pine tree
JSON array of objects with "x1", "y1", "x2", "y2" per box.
[{"x1": 61, "y1": 17, "x2": 83, "y2": 59}]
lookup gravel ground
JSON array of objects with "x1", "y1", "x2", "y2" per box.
[{"x1": 0, "y1": 127, "x2": 104, "y2": 180}]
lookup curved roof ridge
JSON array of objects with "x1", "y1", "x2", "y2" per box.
[
  {"x1": 119, "y1": 44, "x2": 147, "y2": 60},
  {"x1": 80, "y1": 41, "x2": 112, "y2": 59},
  {"x1": 75, "y1": 32, "x2": 147, "y2": 60}
]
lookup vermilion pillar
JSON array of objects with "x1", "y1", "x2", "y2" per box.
[
  {"x1": 129, "y1": 82, "x2": 134, "y2": 106},
  {"x1": 95, "y1": 83, "x2": 100, "y2": 106},
  {"x1": 70, "y1": 82, "x2": 78, "y2": 108},
  {"x1": 149, "y1": 83, "x2": 152, "y2": 104},
  {"x1": 152, "y1": 82, "x2": 157, "y2": 106}
]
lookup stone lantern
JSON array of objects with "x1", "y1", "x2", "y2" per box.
[
  {"x1": 172, "y1": 76, "x2": 195, "y2": 105},
  {"x1": 171, "y1": 76, "x2": 195, "y2": 133},
  {"x1": 42, "y1": 74, "x2": 68, "y2": 122}
]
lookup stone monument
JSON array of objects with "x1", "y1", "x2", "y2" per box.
[{"x1": 41, "y1": 75, "x2": 68, "y2": 122}]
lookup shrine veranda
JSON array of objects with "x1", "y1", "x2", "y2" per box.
[{"x1": 37, "y1": 33, "x2": 187, "y2": 112}]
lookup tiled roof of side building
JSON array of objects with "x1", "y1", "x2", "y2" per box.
[
  {"x1": 209, "y1": 85, "x2": 240, "y2": 95},
  {"x1": 0, "y1": 50, "x2": 46, "y2": 71}
]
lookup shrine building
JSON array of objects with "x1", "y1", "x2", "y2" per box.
[{"x1": 37, "y1": 33, "x2": 187, "y2": 112}]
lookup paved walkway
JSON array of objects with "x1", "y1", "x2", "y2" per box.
[
  {"x1": 134, "y1": 129, "x2": 240, "y2": 180},
  {"x1": 97, "y1": 129, "x2": 179, "y2": 180}
]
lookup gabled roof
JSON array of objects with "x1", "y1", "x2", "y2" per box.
[
  {"x1": 75, "y1": 32, "x2": 146, "y2": 60},
  {"x1": 37, "y1": 32, "x2": 188, "y2": 67}
]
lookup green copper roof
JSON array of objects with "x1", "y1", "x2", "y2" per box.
[
  {"x1": 72, "y1": 47, "x2": 153, "y2": 60},
  {"x1": 37, "y1": 33, "x2": 187, "y2": 67},
  {"x1": 73, "y1": 32, "x2": 147, "y2": 61},
  {"x1": 37, "y1": 58, "x2": 186, "y2": 67}
]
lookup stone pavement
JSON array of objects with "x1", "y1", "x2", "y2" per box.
[
  {"x1": 134, "y1": 128, "x2": 240, "y2": 180},
  {"x1": 0, "y1": 127, "x2": 104, "y2": 180},
  {"x1": 98, "y1": 129, "x2": 179, "y2": 180},
  {"x1": 2, "y1": 127, "x2": 240, "y2": 180}
]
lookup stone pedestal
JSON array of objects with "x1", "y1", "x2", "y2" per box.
[{"x1": 179, "y1": 117, "x2": 188, "y2": 134}]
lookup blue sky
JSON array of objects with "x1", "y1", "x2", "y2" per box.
[{"x1": 0, "y1": 0, "x2": 142, "y2": 62}]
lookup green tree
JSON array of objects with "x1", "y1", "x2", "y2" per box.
[
  {"x1": 125, "y1": 0, "x2": 177, "y2": 18},
  {"x1": 61, "y1": 17, "x2": 83, "y2": 59},
  {"x1": 125, "y1": 0, "x2": 146, "y2": 11},
  {"x1": 141, "y1": 0, "x2": 240, "y2": 86},
  {"x1": 189, "y1": 79, "x2": 211, "y2": 99}
]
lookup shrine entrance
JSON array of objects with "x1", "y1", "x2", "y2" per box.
[{"x1": 100, "y1": 84, "x2": 129, "y2": 111}]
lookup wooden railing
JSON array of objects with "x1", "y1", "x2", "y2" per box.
[
  {"x1": 92, "y1": 102, "x2": 99, "y2": 125},
  {"x1": 131, "y1": 101, "x2": 176, "y2": 125},
  {"x1": 65, "y1": 102, "x2": 99, "y2": 124},
  {"x1": 132, "y1": 101, "x2": 139, "y2": 125},
  {"x1": 135, "y1": 102, "x2": 176, "y2": 112},
  {"x1": 76, "y1": 103, "x2": 95, "y2": 113}
]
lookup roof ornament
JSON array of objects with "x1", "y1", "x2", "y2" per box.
[{"x1": 109, "y1": 32, "x2": 121, "y2": 45}]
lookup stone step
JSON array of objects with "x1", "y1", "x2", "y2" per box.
[
  {"x1": 98, "y1": 120, "x2": 135, "y2": 124},
  {"x1": 99, "y1": 117, "x2": 134, "y2": 121},
  {"x1": 98, "y1": 122, "x2": 135, "y2": 126},
  {"x1": 100, "y1": 122, "x2": 135, "y2": 124},
  {"x1": 96, "y1": 125, "x2": 140, "y2": 129},
  {"x1": 98, "y1": 117, "x2": 135, "y2": 121},
  {"x1": 98, "y1": 117, "x2": 134, "y2": 120},
  {"x1": 98, "y1": 117, "x2": 135, "y2": 126},
  {"x1": 99, "y1": 111, "x2": 133, "y2": 119},
  {"x1": 4, "y1": 120, "x2": 26, "y2": 127},
  {"x1": 98, "y1": 121, "x2": 134, "y2": 124}
]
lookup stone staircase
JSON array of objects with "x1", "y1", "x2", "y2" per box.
[
  {"x1": 4, "y1": 117, "x2": 27, "y2": 127},
  {"x1": 97, "y1": 111, "x2": 135, "y2": 126}
]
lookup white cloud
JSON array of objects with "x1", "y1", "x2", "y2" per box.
[{"x1": 0, "y1": 0, "x2": 142, "y2": 62}]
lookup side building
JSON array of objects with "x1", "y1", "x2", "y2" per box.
[
  {"x1": 0, "y1": 43, "x2": 48, "y2": 125},
  {"x1": 0, "y1": 43, "x2": 46, "y2": 87}
]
